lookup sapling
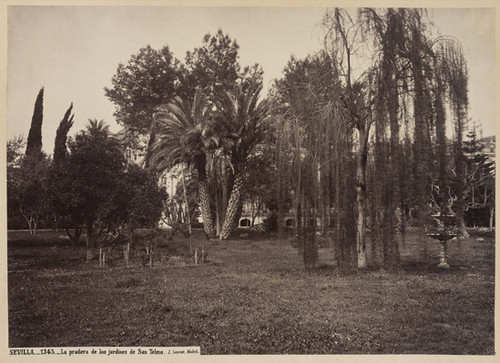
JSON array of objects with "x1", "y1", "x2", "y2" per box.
[
  {"x1": 99, "y1": 247, "x2": 103, "y2": 267},
  {"x1": 123, "y1": 243, "x2": 130, "y2": 268}
]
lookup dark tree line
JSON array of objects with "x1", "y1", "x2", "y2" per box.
[{"x1": 8, "y1": 91, "x2": 166, "y2": 261}]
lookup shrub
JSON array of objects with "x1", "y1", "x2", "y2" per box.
[{"x1": 262, "y1": 212, "x2": 279, "y2": 232}]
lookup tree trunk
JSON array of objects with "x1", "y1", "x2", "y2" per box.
[
  {"x1": 457, "y1": 217, "x2": 469, "y2": 239},
  {"x1": 198, "y1": 179, "x2": 216, "y2": 238},
  {"x1": 334, "y1": 144, "x2": 342, "y2": 268},
  {"x1": 26, "y1": 216, "x2": 34, "y2": 235},
  {"x1": 32, "y1": 217, "x2": 38, "y2": 235},
  {"x1": 356, "y1": 124, "x2": 370, "y2": 269},
  {"x1": 489, "y1": 206, "x2": 495, "y2": 231},
  {"x1": 320, "y1": 162, "x2": 329, "y2": 235},
  {"x1": 232, "y1": 198, "x2": 243, "y2": 231},
  {"x1": 221, "y1": 157, "x2": 228, "y2": 225},
  {"x1": 277, "y1": 158, "x2": 285, "y2": 238},
  {"x1": 386, "y1": 68, "x2": 401, "y2": 268},
  {"x1": 85, "y1": 219, "x2": 94, "y2": 261},
  {"x1": 128, "y1": 221, "x2": 136, "y2": 243},
  {"x1": 214, "y1": 162, "x2": 222, "y2": 236},
  {"x1": 180, "y1": 166, "x2": 192, "y2": 234},
  {"x1": 66, "y1": 227, "x2": 82, "y2": 247},
  {"x1": 410, "y1": 39, "x2": 432, "y2": 216},
  {"x1": 220, "y1": 173, "x2": 244, "y2": 240},
  {"x1": 215, "y1": 188, "x2": 222, "y2": 236},
  {"x1": 454, "y1": 105, "x2": 469, "y2": 240},
  {"x1": 303, "y1": 223, "x2": 318, "y2": 270},
  {"x1": 20, "y1": 206, "x2": 36, "y2": 235},
  {"x1": 296, "y1": 200, "x2": 303, "y2": 253},
  {"x1": 251, "y1": 199, "x2": 262, "y2": 227}
]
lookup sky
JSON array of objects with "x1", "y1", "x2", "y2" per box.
[{"x1": 6, "y1": 6, "x2": 496, "y2": 155}]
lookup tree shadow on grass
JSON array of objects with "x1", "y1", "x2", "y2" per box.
[
  {"x1": 306, "y1": 263, "x2": 359, "y2": 277},
  {"x1": 8, "y1": 238, "x2": 72, "y2": 249},
  {"x1": 399, "y1": 260, "x2": 472, "y2": 275},
  {"x1": 10, "y1": 257, "x2": 84, "y2": 272},
  {"x1": 305, "y1": 261, "x2": 471, "y2": 277}
]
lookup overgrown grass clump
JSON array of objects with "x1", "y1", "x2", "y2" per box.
[{"x1": 8, "y1": 228, "x2": 495, "y2": 354}]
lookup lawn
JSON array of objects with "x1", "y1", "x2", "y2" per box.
[{"x1": 7, "y1": 228, "x2": 495, "y2": 354}]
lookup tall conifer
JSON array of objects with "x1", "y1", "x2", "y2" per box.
[
  {"x1": 26, "y1": 88, "x2": 44, "y2": 157},
  {"x1": 53, "y1": 103, "x2": 74, "y2": 164}
]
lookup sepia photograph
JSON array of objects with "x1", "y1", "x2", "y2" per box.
[{"x1": 4, "y1": 0, "x2": 496, "y2": 358}]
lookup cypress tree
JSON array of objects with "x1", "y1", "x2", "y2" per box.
[
  {"x1": 26, "y1": 87, "x2": 44, "y2": 157},
  {"x1": 53, "y1": 103, "x2": 74, "y2": 164}
]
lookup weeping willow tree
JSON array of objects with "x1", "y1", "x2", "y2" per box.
[
  {"x1": 272, "y1": 52, "x2": 357, "y2": 269},
  {"x1": 320, "y1": 97, "x2": 356, "y2": 269},
  {"x1": 322, "y1": 8, "x2": 383, "y2": 269},
  {"x1": 272, "y1": 56, "x2": 318, "y2": 269},
  {"x1": 316, "y1": 8, "x2": 469, "y2": 268},
  {"x1": 432, "y1": 36, "x2": 469, "y2": 237},
  {"x1": 273, "y1": 9, "x2": 410, "y2": 269},
  {"x1": 271, "y1": 114, "x2": 321, "y2": 269},
  {"x1": 358, "y1": 8, "x2": 429, "y2": 268}
]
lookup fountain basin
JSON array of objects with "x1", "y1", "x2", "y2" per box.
[
  {"x1": 427, "y1": 233, "x2": 458, "y2": 241},
  {"x1": 426, "y1": 213, "x2": 458, "y2": 269}
]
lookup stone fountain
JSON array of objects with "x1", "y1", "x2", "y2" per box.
[{"x1": 426, "y1": 213, "x2": 458, "y2": 269}]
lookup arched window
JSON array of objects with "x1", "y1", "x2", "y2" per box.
[
  {"x1": 240, "y1": 218, "x2": 251, "y2": 227},
  {"x1": 285, "y1": 219, "x2": 295, "y2": 227}
]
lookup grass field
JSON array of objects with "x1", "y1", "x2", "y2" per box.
[{"x1": 7, "y1": 228, "x2": 495, "y2": 354}]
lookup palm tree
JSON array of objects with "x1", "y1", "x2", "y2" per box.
[
  {"x1": 87, "y1": 118, "x2": 110, "y2": 133},
  {"x1": 149, "y1": 89, "x2": 216, "y2": 238},
  {"x1": 217, "y1": 82, "x2": 269, "y2": 240}
]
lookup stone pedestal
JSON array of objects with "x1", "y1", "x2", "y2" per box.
[
  {"x1": 427, "y1": 213, "x2": 457, "y2": 269},
  {"x1": 437, "y1": 241, "x2": 450, "y2": 269}
]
